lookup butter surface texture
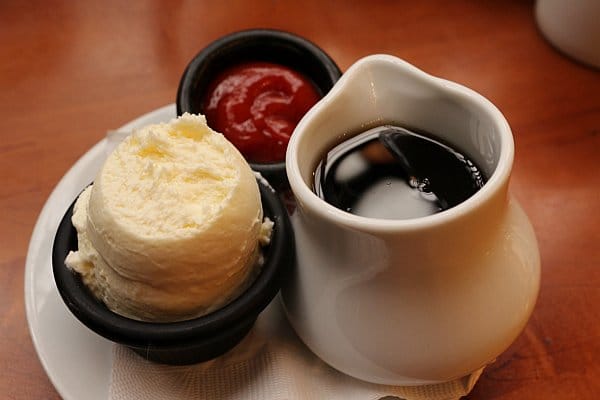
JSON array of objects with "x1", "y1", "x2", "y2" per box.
[{"x1": 66, "y1": 113, "x2": 264, "y2": 322}]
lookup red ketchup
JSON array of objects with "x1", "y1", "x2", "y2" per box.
[{"x1": 202, "y1": 61, "x2": 321, "y2": 163}]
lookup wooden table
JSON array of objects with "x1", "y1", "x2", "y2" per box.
[{"x1": 1, "y1": 1, "x2": 598, "y2": 398}]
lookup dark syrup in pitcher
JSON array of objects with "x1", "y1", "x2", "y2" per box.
[{"x1": 313, "y1": 126, "x2": 487, "y2": 219}]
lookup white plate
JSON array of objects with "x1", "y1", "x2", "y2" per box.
[{"x1": 24, "y1": 104, "x2": 176, "y2": 400}]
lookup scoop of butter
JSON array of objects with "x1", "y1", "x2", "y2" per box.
[{"x1": 66, "y1": 113, "x2": 268, "y2": 322}]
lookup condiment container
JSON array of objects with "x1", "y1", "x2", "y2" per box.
[
  {"x1": 282, "y1": 54, "x2": 541, "y2": 385},
  {"x1": 176, "y1": 29, "x2": 342, "y2": 189},
  {"x1": 53, "y1": 179, "x2": 294, "y2": 365}
]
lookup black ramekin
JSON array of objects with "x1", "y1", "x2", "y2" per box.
[
  {"x1": 176, "y1": 29, "x2": 342, "y2": 190},
  {"x1": 52, "y1": 179, "x2": 295, "y2": 365}
]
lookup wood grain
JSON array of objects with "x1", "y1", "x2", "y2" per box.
[{"x1": 1, "y1": 1, "x2": 598, "y2": 399}]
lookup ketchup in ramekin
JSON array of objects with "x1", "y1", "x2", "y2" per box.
[{"x1": 202, "y1": 61, "x2": 320, "y2": 164}]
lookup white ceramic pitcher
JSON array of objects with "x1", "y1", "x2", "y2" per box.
[{"x1": 282, "y1": 55, "x2": 540, "y2": 386}]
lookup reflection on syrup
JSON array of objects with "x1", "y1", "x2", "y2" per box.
[{"x1": 313, "y1": 126, "x2": 486, "y2": 220}]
